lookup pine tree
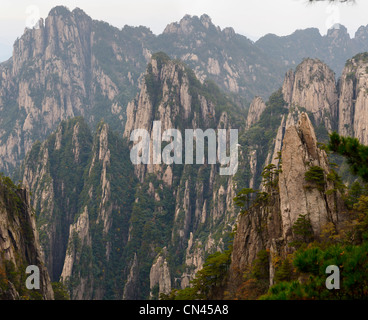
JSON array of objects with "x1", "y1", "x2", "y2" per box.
[
  {"x1": 290, "y1": 214, "x2": 314, "y2": 248},
  {"x1": 328, "y1": 132, "x2": 368, "y2": 183}
]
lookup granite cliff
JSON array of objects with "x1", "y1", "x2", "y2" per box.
[
  {"x1": 228, "y1": 112, "x2": 345, "y2": 296},
  {"x1": 20, "y1": 54, "x2": 246, "y2": 299},
  {"x1": 0, "y1": 175, "x2": 54, "y2": 300}
]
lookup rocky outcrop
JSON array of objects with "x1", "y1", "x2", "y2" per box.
[
  {"x1": 338, "y1": 53, "x2": 368, "y2": 144},
  {"x1": 246, "y1": 97, "x2": 267, "y2": 129},
  {"x1": 149, "y1": 248, "x2": 171, "y2": 299},
  {"x1": 0, "y1": 6, "x2": 152, "y2": 175},
  {"x1": 60, "y1": 206, "x2": 93, "y2": 300},
  {"x1": 18, "y1": 50, "x2": 245, "y2": 300},
  {"x1": 282, "y1": 58, "x2": 338, "y2": 131},
  {"x1": 124, "y1": 53, "x2": 205, "y2": 182},
  {"x1": 123, "y1": 253, "x2": 139, "y2": 300},
  {"x1": 280, "y1": 55, "x2": 368, "y2": 146},
  {"x1": 229, "y1": 185, "x2": 282, "y2": 287},
  {"x1": 260, "y1": 58, "x2": 342, "y2": 189},
  {"x1": 278, "y1": 113, "x2": 339, "y2": 242},
  {"x1": 123, "y1": 53, "x2": 243, "y2": 297},
  {"x1": 228, "y1": 112, "x2": 343, "y2": 294},
  {"x1": 0, "y1": 178, "x2": 54, "y2": 300},
  {"x1": 282, "y1": 70, "x2": 295, "y2": 106},
  {"x1": 21, "y1": 141, "x2": 57, "y2": 278},
  {"x1": 21, "y1": 117, "x2": 138, "y2": 299},
  {"x1": 227, "y1": 55, "x2": 368, "y2": 296},
  {"x1": 22, "y1": 117, "x2": 93, "y2": 282}
]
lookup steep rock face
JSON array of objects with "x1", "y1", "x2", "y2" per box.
[
  {"x1": 123, "y1": 54, "x2": 200, "y2": 182},
  {"x1": 149, "y1": 248, "x2": 171, "y2": 299},
  {"x1": 255, "y1": 58, "x2": 340, "y2": 195},
  {"x1": 0, "y1": 178, "x2": 54, "y2": 300},
  {"x1": 246, "y1": 97, "x2": 267, "y2": 129},
  {"x1": 338, "y1": 53, "x2": 368, "y2": 144},
  {"x1": 21, "y1": 117, "x2": 137, "y2": 299},
  {"x1": 229, "y1": 186, "x2": 282, "y2": 286},
  {"x1": 225, "y1": 57, "x2": 367, "y2": 294},
  {"x1": 354, "y1": 25, "x2": 368, "y2": 50},
  {"x1": 278, "y1": 113, "x2": 339, "y2": 242},
  {"x1": 0, "y1": 6, "x2": 152, "y2": 175},
  {"x1": 20, "y1": 54, "x2": 245, "y2": 299},
  {"x1": 282, "y1": 58, "x2": 338, "y2": 131},
  {"x1": 122, "y1": 253, "x2": 139, "y2": 300},
  {"x1": 228, "y1": 113, "x2": 343, "y2": 294},
  {"x1": 122, "y1": 53, "x2": 244, "y2": 298},
  {"x1": 21, "y1": 117, "x2": 93, "y2": 281},
  {"x1": 279, "y1": 54, "x2": 368, "y2": 146},
  {"x1": 60, "y1": 206, "x2": 93, "y2": 300},
  {"x1": 282, "y1": 70, "x2": 295, "y2": 106}
]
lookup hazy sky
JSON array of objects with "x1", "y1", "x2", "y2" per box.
[{"x1": 1, "y1": 0, "x2": 367, "y2": 62}]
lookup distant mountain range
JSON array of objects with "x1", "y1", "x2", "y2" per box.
[
  {"x1": 1, "y1": 7, "x2": 368, "y2": 176},
  {"x1": 256, "y1": 23, "x2": 368, "y2": 76}
]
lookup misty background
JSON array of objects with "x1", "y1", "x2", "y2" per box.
[{"x1": 0, "y1": 0, "x2": 367, "y2": 62}]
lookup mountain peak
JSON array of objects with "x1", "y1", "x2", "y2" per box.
[
  {"x1": 163, "y1": 13, "x2": 218, "y2": 35},
  {"x1": 293, "y1": 27, "x2": 321, "y2": 37},
  {"x1": 295, "y1": 57, "x2": 325, "y2": 71},
  {"x1": 284, "y1": 57, "x2": 338, "y2": 131},
  {"x1": 151, "y1": 51, "x2": 171, "y2": 65},
  {"x1": 72, "y1": 7, "x2": 91, "y2": 20},
  {"x1": 47, "y1": 6, "x2": 91, "y2": 23},
  {"x1": 199, "y1": 14, "x2": 212, "y2": 28},
  {"x1": 48, "y1": 5, "x2": 72, "y2": 17},
  {"x1": 326, "y1": 23, "x2": 350, "y2": 39},
  {"x1": 354, "y1": 24, "x2": 368, "y2": 41}
]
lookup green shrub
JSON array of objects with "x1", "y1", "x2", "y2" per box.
[
  {"x1": 52, "y1": 282, "x2": 70, "y2": 300},
  {"x1": 290, "y1": 214, "x2": 314, "y2": 249},
  {"x1": 305, "y1": 166, "x2": 325, "y2": 191}
]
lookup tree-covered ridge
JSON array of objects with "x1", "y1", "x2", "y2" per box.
[
  {"x1": 19, "y1": 117, "x2": 138, "y2": 298},
  {"x1": 236, "y1": 88, "x2": 287, "y2": 189},
  {"x1": 0, "y1": 173, "x2": 55, "y2": 300},
  {"x1": 18, "y1": 48, "x2": 249, "y2": 299},
  {"x1": 122, "y1": 52, "x2": 248, "y2": 299},
  {"x1": 143, "y1": 51, "x2": 246, "y2": 129},
  {"x1": 160, "y1": 248, "x2": 232, "y2": 300},
  {"x1": 68, "y1": 121, "x2": 138, "y2": 299}
]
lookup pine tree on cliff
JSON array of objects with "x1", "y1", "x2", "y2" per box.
[{"x1": 328, "y1": 132, "x2": 368, "y2": 183}]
